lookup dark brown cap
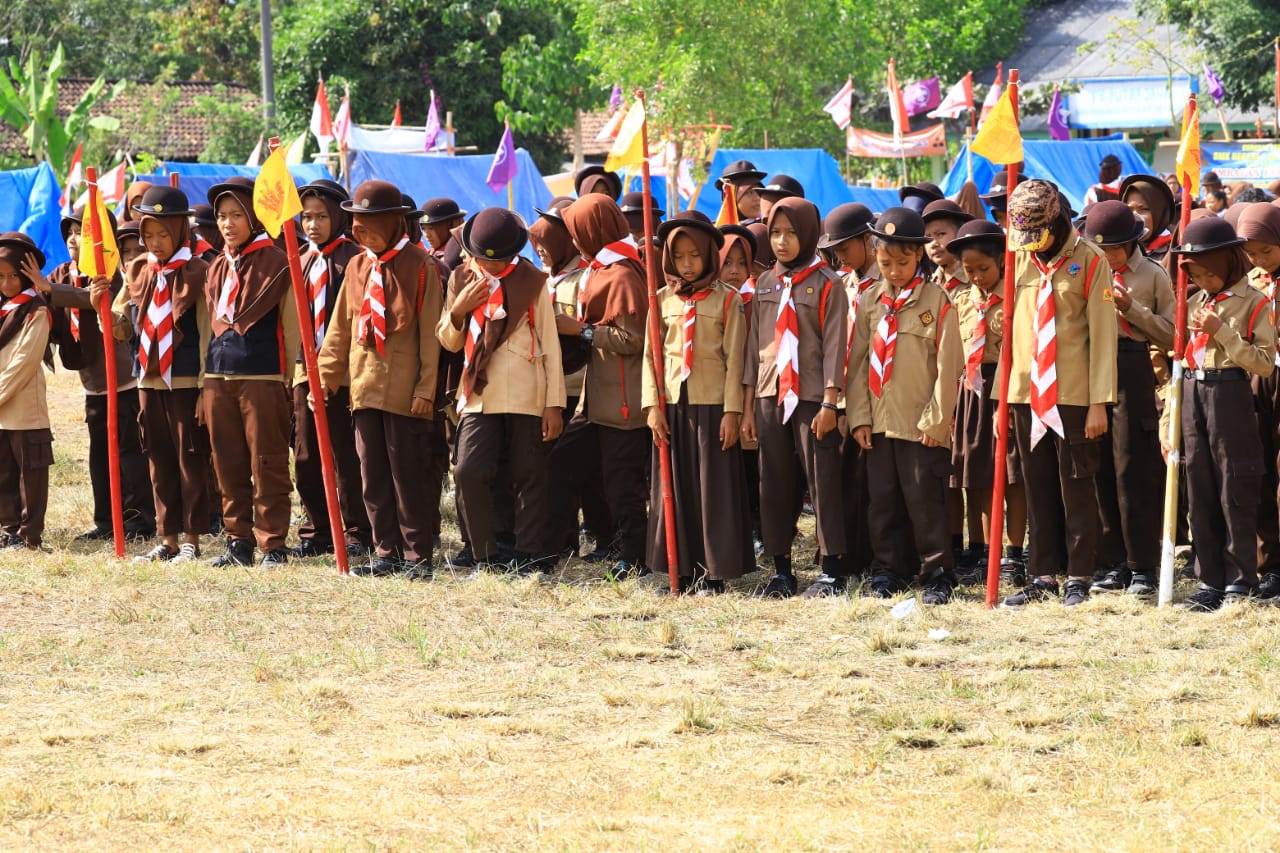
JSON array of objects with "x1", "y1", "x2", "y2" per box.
[
  {"x1": 0, "y1": 231, "x2": 45, "y2": 269},
  {"x1": 574, "y1": 165, "x2": 622, "y2": 201},
  {"x1": 420, "y1": 197, "x2": 468, "y2": 224},
  {"x1": 341, "y1": 181, "x2": 413, "y2": 214},
  {"x1": 869, "y1": 207, "x2": 931, "y2": 244},
  {"x1": 945, "y1": 219, "x2": 1006, "y2": 256},
  {"x1": 657, "y1": 211, "x2": 724, "y2": 248},
  {"x1": 133, "y1": 184, "x2": 194, "y2": 217},
  {"x1": 1082, "y1": 200, "x2": 1146, "y2": 247},
  {"x1": 461, "y1": 207, "x2": 529, "y2": 261},
  {"x1": 715, "y1": 159, "x2": 766, "y2": 191},
  {"x1": 299, "y1": 179, "x2": 349, "y2": 204},
  {"x1": 817, "y1": 203, "x2": 874, "y2": 248},
  {"x1": 757, "y1": 174, "x2": 805, "y2": 201},
  {"x1": 921, "y1": 198, "x2": 974, "y2": 225},
  {"x1": 206, "y1": 175, "x2": 256, "y2": 207},
  {"x1": 1172, "y1": 217, "x2": 1247, "y2": 254}
]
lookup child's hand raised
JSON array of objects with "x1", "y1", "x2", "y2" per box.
[
  {"x1": 20, "y1": 254, "x2": 51, "y2": 294},
  {"x1": 450, "y1": 277, "x2": 491, "y2": 326}
]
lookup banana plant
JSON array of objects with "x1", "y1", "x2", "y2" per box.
[{"x1": 0, "y1": 43, "x2": 126, "y2": 175}]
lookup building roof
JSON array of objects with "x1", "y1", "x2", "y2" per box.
[{"x1": 573, "y1": 109, "x2": 615, "y2": 159}]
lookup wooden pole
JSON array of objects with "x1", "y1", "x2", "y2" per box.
[
  {"x1": 636, "y1": 90, "x2": 681, "y2": 593},
  {"x1": 1158, "y1": 93, "x2": 1195, "y2": 607},
  {"x1": 983, "y1": 68, "x2": 1020, "y2": 608},
  {"x1": 267, "y1": 137, "x2": 350, "y2": 573},
  {"x1": 85, "y1": 166, "x2": 126, "y2": 557}
]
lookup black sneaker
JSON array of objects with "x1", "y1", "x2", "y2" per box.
[
  {"x1": 800, "y1": 574, "x2": 847, "y2": 598},
  {"x1": 1259, "y1": 573, "x2": 1280, "y2": 600},
  {"x1": 259, "y1": 548, "x2": 290, "y2": 568},
  {"x1": 399, "y1": 558, "x2": 434, "y2": 581},
  {"x1": 76, "y1": 527, "x2": 112, "y2": 541},
  {"x1": 1001, "y1": 577, "x2": 1060, "y2": 608},
  {"x1": 754, "y1": 573, "x2": 798, "y2": 599},
  {"x1": 448, "y1": 544, "x2": 476, "y2": 569},
  {"x1": 920, "y1": 570, "x2": 954, "y2": 605},
  {"x1": 864, "y1": 574, "x2": 910, "y2": 599},
  {"x1": 1224, "y1": 584, "x2": 1254, "y2": 606},
  {"x1": 998, "y1": 557, "x2": 1026, "y2": 589},
  {"x1": 291, "y1": 538, "x2": 333, "y2": 559},
  {"x1": 345, "y1": 542, "x2": 371, "y2": 559},
  {"x1": 208, "y1": 539, "x2": 254, "y2": 568},
  {"x1": 605, "y1": 561, "x2": 650, "y2": 582},
  {"x1": 1090, "y1": 567, "x2": 1131, "y2": 593},
  {"x1": 124, "y1": 527, "x2": 154, "y2": 542},
  {"x1": 1180, "y1": 584, "x2": 1224, "y2": 612},
  {"x1": 352, "y1": 555, "x2": 400, "y2": 577},
  {"x1": 1063, "y1": 578, "x2": 1090, "y2": 607},
  {"x1": 1126, "y1": 572, "x2": 1156, "y2": 598}
]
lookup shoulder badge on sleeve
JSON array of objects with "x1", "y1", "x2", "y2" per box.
[
  {"x1": 1068, "y1": 263, "x2": 1081, "y2": 277},
  {"x1": 920, "y1": 310, "x2": 934, "y2": 326}
]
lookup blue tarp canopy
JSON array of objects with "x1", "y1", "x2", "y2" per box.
[
  {"x1": 4, "y1": 161, "x2": 71, "y2": 272},
  {"x1": 942, "y1": 136, "x2": 1155, "y2": 214},
  {"x1": 134, "y1": 161, "x2": 335, "y2": 206}
]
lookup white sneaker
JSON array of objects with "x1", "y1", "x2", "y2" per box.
[
  {"x1": 133, "y1": 544, "x2": 178, "y2": 563},
  {"x1": 170, "y1": 543, "x2": 199, "y2": 564}
]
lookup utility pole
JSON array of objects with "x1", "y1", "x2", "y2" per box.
[{"x1": 259, "y1": 0, "x2": 275, "y2": 134}]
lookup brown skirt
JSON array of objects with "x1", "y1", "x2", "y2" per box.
[
  {"x1": 646, "y1": 398, "x2": 753, "y2": 580},
  {"x1": 951, "y1": 363, "x2": 1021, "y2": 489}
]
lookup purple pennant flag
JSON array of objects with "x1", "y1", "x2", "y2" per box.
[
  {"x1": 1203, "y1": 64, "x2": 1226, "y2": 104},
  {"x1": 609, "y1": 84, "x2": 623, "y2": 113},
  {"x1": 1048, "y1": 86, "x2": 1070, "y2": 140},
  {"x1": 904, "y1": 77, "x2": 941, "y2": 117},
  {"x1": 486, "y1": 124, "x2": 518, "y2": 193},
  {"x1": 423, "y1": 92, "x2": 441, "y2": 151}
]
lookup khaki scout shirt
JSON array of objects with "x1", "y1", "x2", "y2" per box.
[
  {"x1": 848, "y1": 278, "x2": 963, "y2": 445},
  {"x1": 550, "y1": 259, "x2": 587, "y2": 398},
  {"x1": 1006, "y1": 232, "x2": 1117, "y2": 407},
  {"x1": 953, "y1": 283, "x2": 1006, "y2": 368},
  {"x1": 1184, "y1": 278, "x2": 1276, "y2": 375},
  {"x1": 744, "y1": 263, "x2": 848, "y2": 400},
  {"x1": 641, "y1": 281, "x2": 746, "y2": 413},
  {"x1": 0, "y1": 307, "x2": 51, "y2": 431},
  {"x1": 437, "y1": 278, "x2": 567, "y2": 417},
  {"x1": 932, "y1": 263, "x2": 969, "y2": 297},
  {"x1": 1113, "y1": 246, "x2": 1175, "y2": 350}
]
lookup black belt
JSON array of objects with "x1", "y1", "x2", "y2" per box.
[
  {"x1": 1117, "y1": 338, "x2": 1149, "y2": 352},
  {"x1": 1186, "y1": 367, "x2": 1248, "y2": 382}
]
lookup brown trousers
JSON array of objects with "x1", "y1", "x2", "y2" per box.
[
  {"x1": 352, "y1": 408, "x2": 436, "y2": 563},
  {"x1": 454, "y1": 412, "x2": 552, "y2": 560},
  {"x1": 1184, "y1": 375, "x2": 1263, "y2": 590},
  {"x1": 292, "y1": 384, "x2": 371, "y2": 548},
  {"x1": 839, "y1": 435, "x2": 874, "y2": 578},
  {"x1": 139, "y1": 387, "x2": 209, "y2": 537},
  {"x1": 865, "y1": 436, "x2": 952, "y2": 582},
  {"x1": 1253, "y1": 370, "x2": 1280, "y2": 575},
  {"x1": 86, "y1": 389, "x2": 154, "y2": 532},
  {"x1": 1013, "y1": 403, "x2": 1101, "y2": 579},
  {"x1": 1095, "y1": 344, "x2": 1162, "y2": 570},
  {"x1": 203, "y1": 378, "x2": 293, "y2": 552},
  {"x1": 545, "y1": 397, "x2": 613, "y2": 552},
  {"x1": 756, "y1": 397, "x2": 845, "y2": 557},
  {"x1": 0, "y1": 428, "x2": 52, "y2": 547}
]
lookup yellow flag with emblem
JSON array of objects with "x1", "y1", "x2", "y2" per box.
[
  {"x1": 1174, "y1": 97, "x2": 1201, "y2": 198},
  {"x1": 605, "y1": 101, "x2": 647, "y2": 173},
  {"x1": 253, "y1": 145, "x2": 303, "y2": 239},
  {"x1": 78, "y1": 183, "x2": 119, "y2": 280},
  {"x1": 970, "y1": 87, "x2": 1023, "y2": 166}
]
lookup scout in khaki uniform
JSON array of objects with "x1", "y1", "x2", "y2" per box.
[
  {"x1": 999, "y1": 180, "x2": 1117, "y2": 608},
  {"x1": 0, "y1": 233, "x2": 54, "y2": 550},
  {"x1": 1080, "y1": 201, "x2": 1175, "y2": 597},
  {"x1": 1169, "y1": 217, "x2": 1276, "y2": 611},
  {"x1": 201, "y1": 176, "x2": 301, "y2": 568},
  {"x1": 945, "y1": 220, "x2": 1028, "y2": 587},
  {"x1": 741, "y1": 197, "x2": 848, "y2": 598},
  {"x1": 715, "y1": 160, "x2": 767, "y2": 223},
  {"x1": 848, "y1": 207, "x2": 963, "y2": 603},
  {"x1": 755, "y1": 175, "x2": 804, "y2": 224},
  {"x1": 318, "y1": 181, "x2": 443, "y2": 578},
  {"x1": 437, "y1": 208, "x2": 566, "y2": 574},
  {"x1": 1237, "y1": 203, "x2": 1280, "y2": 601},
  {"x1": 643, "y1": 214, "x2": 751, "y2": 594}
]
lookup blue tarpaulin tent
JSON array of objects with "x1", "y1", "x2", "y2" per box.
[
  {"x1": 134, "y1": 162, "x2": 335, "y2": 207},
  {"x1": 941, "y1": 136, "x2": 1154, "y2": 214},
  {"x1": 4, "y1": 162, "x2": 71, "y2": 272}
]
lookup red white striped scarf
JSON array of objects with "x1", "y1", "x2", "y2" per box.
[
  {"x1": 964, "y1": 291, "x2": 1000, "y2": 396},
  {"x1": 306, "y1": 236, "x2": 352, "y2": 351},
  {"x1": 772, "y1": 255, "x2": 827, "y2": 422},
  {"x1": 215, "y1": 233, "x2": 273, "y2": 323},
  {"x1": 1029, "y1": 246, "x2": 1073, "y2": 447},
  {"x1": 1183, "y1": 290, "x2": 1235, "y2": 370},
  {"x1": 869, "y1": 275, "x2": 921, "y2": 398},
  {"x1": 579, "y1": 235, "x2": 641, "y2": 317},
  {"x1": 139, "y1": 246, "x2": 192, "y2": 388},
  {"x1": 679, "y1": 287, "x2": 715, "y2": 384},
  {"x1": 738, "y1": 277, "x2": 756, "y2": 305},
  {"x1": 67, "y1": 265, "x2": 87, "y2": 341},
  {"x1": 457, "y1": 260, "x2": 518, "y2": 411},
  {"x1": 0, "y1": 287, "x2": 39, "y2": 317},
  {"x1": 357, "y1": 236, "x2": 410, "y2": 358}
]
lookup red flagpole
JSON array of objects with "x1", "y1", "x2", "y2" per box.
[
  {"x1": 85, "y1": 166, "x2": 126, "y2": 557},
  {"x1": 636, "y1": 91, "x2": 681, "y2": 593},
  {"x1": 984, "y1": 69, "x2": 1020, "y2": 608},
  {"x1": 267, "y1": 137, "x2": 350, "y2": 574}
]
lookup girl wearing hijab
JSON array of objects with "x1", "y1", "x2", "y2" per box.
[
  {"x1": 641, "y1": 214, "x2": 750, "y2": 594},
  {"x1": 202, "y1": 176, "x2": 300, "y2": 568},
  {"x1": 740, "y1": 197, "x2": 848, "y2": 598},
  {"x1": 290, "y1": 179, "x2": 371, "y2": 561},
  {"x1": 1168, "y1": 216, "x2": 1276, "y2": 611},
  {"x1": 1120, "y1": 175, "x2": 1176, "y2": 261},
  {"x1": 318, "y1": 181, "x2": 442, "y2": 578},
  {"x1": 719, "y1": 224, "x2": 764, "y2": 551},
  {"x1": 0, "y1": 233, "x2": 54, "y2": 550}
]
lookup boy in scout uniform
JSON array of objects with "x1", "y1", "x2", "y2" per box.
[
  {"x1": 1170, "y1": 217, "x2": 1276, "y2": 610},
  {"x1": 848, "y1": 207, "x2": 964, "y2": 604},
  {"x1": 1001, "y1": 180, "x2": 1117, "y2": 608}
]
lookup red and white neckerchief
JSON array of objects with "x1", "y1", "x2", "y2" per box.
[
  {"x1": 579, "y1": 235, "x2": 642, "y2": 318},
  {"x1": 547, "y1": 257, "x2": 588, "y2": 295},
  {"x1": 772, "y1": 255, "x2": 827, "y2": 422},
  {"x1": 1112, "y1": 264, "x2": 1136, "y2": 339},
  {"x1": 1183, "y1": 290, "x2": 1235, "y2": 370},
  {"x1": 215, "y1": 233, "x2": 273, "y2": 323},
  {"x1": 1146, "y1": 230, "x2": 1172, "y2": 254},
  {"x1": 457, "y1": 259, "x2": 518, "y2": 412},
  {"x1": 357, "y1": 235, "x2": 410, "y2": 359},
  {"x1": 738, "y1": 277, "x2": 756, "y2": 305},
  {"x1": 192, "y1": 235, "x2": 213, "y2": 256},
  {"x1": 138, "y1": 246, "x2": 191, "y2": 388},
  {"x1": 964, "y1": 291, "x2": 1001, "y2": 396},
  {"x1": 0, "y1": 287, "x2": 38, "y2": 317},
  {"x1": 847, "y1": 274, "x2": 876, "y2": 341},
  {"x1": 940, "y1": 268, "x2": 965, "y2": 293},
  {"x1": 679, "y1": 288, "x2": 715, "y2": 383},
  {"x1": 869, "y1": 275, "x2": 921, "y2": 398},
  {"x1": 67, "y1": 264, "x2": 88, "y2": 341},
  {"x1": 306, "y1": 236, "x2": 352, "y2": 351},
  {"x1": 1028, "y1": 243, "x2": 1075, "y2": 447}
]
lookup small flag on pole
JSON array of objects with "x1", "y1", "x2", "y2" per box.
[
  {"x1": 715, "y1": 184, "x2": 739, "y2": 226},
  {"x1": 253, "y1": 145, "x2": 304, "y2": 239},
  {"x1": 970, "y1": 86, "x2": 1022, "y2": 165},
  {"x1": 605, "y1": 100, "x2": 647, "y2": 172},
  {"x1": 333, "y1": 91, "x2": 351, "y2": 150},
  {"x1": 391, "y1": 101, "x2": 403, "y2": 127},
  {"x1": 904, "y1": 77, "x2": 941, "y2": 117},
  {"x1": 286, "y1": 132, "x2": 308, "y2": 166},
  {"x1": 246, "y1": 135, "x2": 264, "y2": 167},
  {"x1": 823, "y1": 76, "x2": 854, "y2": 130},
  {"x1": 1203, "y1": 65, "x2": 1226, "y2": 105},
  {"x1": 1175, "y1": 96, "x2": 1201, "y2": 198},
  {"x1": 928, "y1": 73, "x2": 974, "y2": 119},
  {"x1": 61, "y1": 143, "x2": 84, "y2": 211},
  {"x1": 486, "y1": 123, "x2": 518, "y2": 193},
  {"x1": 886, "y1": 59, "x2": 910, "y2": 142},
  {"x1": 980, "y1": 62, "x2": 1004, "y2": 126},
  {"x1": 78, "y1": 176, "x2": 119, "y2": 279},
  {"x1": 310, "y1": 76, "x2": 334, "y2": 151},
  {"x1": 424, "y1": 90, "x2": 441, "y2": 151},
  {"x1": 1048, "y1": 86, "x2": 1070, "y2": 141}
]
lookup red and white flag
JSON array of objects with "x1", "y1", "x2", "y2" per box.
[
  {"x1": 595, "y1": 106, "x2": 625, "y2": 142},
  {"x1": 310, "y1": 77, "x2": 335, "y2": 151},
  {"x1": 391, "y1": 101, "x2": 403, "y2": 127},
  {"x1": 980, "y1": 63, "x2": 1004, "y2": 126},
  {"x1": 74, "y1": 161, "x2": 127, "y2": 211},
  {"x1": 333, "y1": 91, "x2": 352, "y2": 149},
  {"x1": 60, "y1": 143, "x2": 84, "y2": 211},
  {"x1": 928, "y1": 72, "x2": 975, "y2": 120},
  {"x1": 886, "y1": 60, "x2": 910, "y2": 143},
  {"x1": 823, "y1": 76, "x2": 854, "y2": 130}
]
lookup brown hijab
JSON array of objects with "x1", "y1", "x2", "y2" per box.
[
  {"x1": 129, "y1": 213, "x2": 206, "y2": 326},
  {"x1": 767, "y1": 197, "x2": 822, "y2": 276},
  {"x1": 207, "y1": 187, "x2": 291, "y2": 335},
  {"x1": 747, "y1": 222, "x2": 774, "y2": 270},
  {"x1": 1125, "y1": 181, "x2": 1172, "y2": 239},
  {"x1": 455, "y1": 256, "x2": 546, "y2": 401},
  {"x1": 529, "y1": 216, "x2": 577, "y2": 274},
  {"x1": 562, "y1": 194, "x2": 646, "y2": 325},
  {"x1": 1237, "y1": 203, "x2": 1280, "y2": 253},
  {"x1": 1177, "y1": 219, "x2": 1252, "y2": 287},
  {"x1": 662, "y1": 224, "x2": 720, "y2": 297},
  {"x1": 720, "y1": 231, "x2": 755, "y2": 271},
  {"x1": 346, "y1": 211, "x2": 428, "y2": 340},
  {"x1": 118, "y1": 182, "x2": 149, "y2": 223}
]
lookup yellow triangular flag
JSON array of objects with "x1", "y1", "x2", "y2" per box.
[
  {"x1": 1175, "y1": 98, "x2": 1201, "y2": 198},
  {"x1": 286, "y1": 132, "x2": 308, "y2": 166},
  {"x1": 253, "y1": 145, "x2": 304, "y2": 239},
  {"x1": 79, "y1": 182, "x2": 119, "y2": 280},
  {"x1": 605, "y1": 101, "x2": 647, "y2": 172},
  {"x1": 715, "y1": 184, "x2": 739, "y2": 226},
  {"x1": 970, "y1": 87, "x2": 1022, "y2": 166}
]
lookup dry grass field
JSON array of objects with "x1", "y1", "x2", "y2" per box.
[{"x1": 4, "y1": 370, "x2": 1280, "y2": 851}]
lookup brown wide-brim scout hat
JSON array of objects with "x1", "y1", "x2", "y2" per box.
[
  {"x1": 534, "y1": 196, "x2": 575, "y2": 223},
  {"x1": 980, "y1": 170, "x2": 1019, "y2": 202},
  {"x1": 0, "y1": 231, "x2": 46, "y2": 269},
  {"x1": 945, "y1": 219, "x2": 1006, "y2": 256},
  {"x1": 420, "y1": 197, "x2": 468, "y2": 224},
  {"x1": 817, "y1": 202, "x2": 874, "y2": 249},
  {"x1": 657, "y1": 211, "x2": 725, "y2": 248},
  {"x1": 461, "y1": 207, "x2": 529, "y2": 261},
  {"x1": 341, "y1": 181, "x2": 414, "y2": 214},
  {"x1": 898, "y1": 181, "x2": 945, "y2": 213},
  {"x1": 619, "y1": 191, "x2": 664, "y2": 221},
  {"x1": 192, "y1": 203, "x2": 216, "y2": 226},
  {"x1": 869, "y1": 207, "x2": 931, "y2": 244},
  {"x1": 714, "y1": 159, "x2": 767, "y2": 192},
  {"x1": 206, "y1": 175, "x2": 257, "y2": 207},
  {"x1": 756, "y1": 174, "x2": 805, "y2": 201},
  {"x1": 1006, "y1": 179, "x2": 1062, "y2": 252},
  {"x1": 719, "y1": 224, "x2": 757, "y2": 258},
  {"x1": 1083, "y1": 200, "x2": 1146, "y2": 247},
  {"x1": 921, "y1": 198, "x2": 974, "y2": 225},
  {"x1": 1171, "y1": 217, "x2": 1247, "y2": 254},
  {"x1": 574, "y1": 165, "x2": 623, "y2": 201},
  {"x1": 300, "y1": 179, "x2": 350, "y2": 204},
  {"x1": 133, "y1": 184, "x2": 194, "y2": 217}
]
